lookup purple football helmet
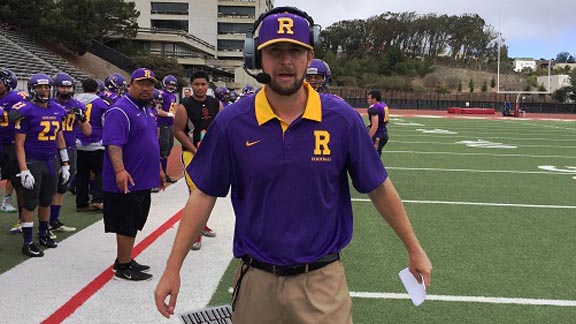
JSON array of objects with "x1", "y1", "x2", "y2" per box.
[
  {"x1": 0, "y1": 68, "x2": 18, "y2": 91},
  {"x1": 153, "y1": 89, "x2": 164, "y2": 102},
  {"x1": 104, "y1": 73, "x2": 127, "y2": 94},
  {"x1": 306, "y1": 59, "x2": 332, "y2": 91},
  {"x1": 96, "y1": 79, "x2": 105, "y2": 94},
  {"x1": 229, "y1": 90, "x2": 238, "y2": 102},
  {"x1": 242, "y1": 85, "x2": 255, "y2": 95},
  {"x1": 214, "y1": 86, "x2": 229, "y2": 101},
  {"x1": 28, "y1": 73, "x2": 53, "y2": 103},
  {"x1": 162, "y1": 75, "x2": 178, "y2": 93},
  {"x1": 53, "y1": 72, "x2": 75, "y2": 99}
]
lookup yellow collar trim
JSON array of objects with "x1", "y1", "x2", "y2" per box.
[{"x1": 255, "y1": 82, "x2": 322, "y2": 126}]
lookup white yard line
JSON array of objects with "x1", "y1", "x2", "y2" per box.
[
  {"x1": 350, "y1": 292, "x2": 576, "y2": 307},
  {"x1": 352, "y1": 198, "x2": 576, "y2": 209},
  {"x1": 385, "y1": 166, "x2": 569, "y2": 175},
  {"x1": 384, "y1": 150, "x2": 576, "y2": 159}
]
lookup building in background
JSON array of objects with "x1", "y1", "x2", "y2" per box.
[
  {"x1": 537, "y1": 74, "x2": 571, "y2": 93},
  {"x1": 513, "y1": 57, "x2": 536, "y2": 72},
  {"x1": 132, "y1": 0, "x2": 274, "y2": 87}
]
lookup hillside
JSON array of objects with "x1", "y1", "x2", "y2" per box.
[{"x1": 414, "y1": 65, "x2": 528, "y2": 93}]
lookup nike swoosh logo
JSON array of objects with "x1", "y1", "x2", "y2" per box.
[{"x1": 245, "y1": 140, "x2": 261, "y2": 147}]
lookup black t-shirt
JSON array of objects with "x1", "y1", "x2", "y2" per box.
[{"x1": 181, "y1": 96, "x2": 220, "y2": 149}]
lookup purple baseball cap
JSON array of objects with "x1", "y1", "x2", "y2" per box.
[
  {"x1": 257, "y1": 12, "x2": 313, "y2": 50},
  {"x1": 131, "y1": 67, "x2": 158, "y2": 83}
]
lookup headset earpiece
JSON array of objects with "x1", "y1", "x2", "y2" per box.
[{"x1": 243, "y1": 6, "x2": 321, "y2": 70}]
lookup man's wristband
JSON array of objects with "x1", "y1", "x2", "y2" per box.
[{"x1": 58, "y1": 148, "x2": 69, "y2": 164}]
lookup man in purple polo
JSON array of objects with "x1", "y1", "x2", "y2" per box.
[
  {"x1": 155, "y1": 7, "x2": 432, "y2": 323},
  {"x1": 102, "y1": 67, "x2": 166, "y2": 281}
]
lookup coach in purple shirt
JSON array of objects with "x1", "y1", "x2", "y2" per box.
[
  {"x1": 102, "y1": 68, "x2": 166, "y2": 281},
  {"x1": 155, "y1": 7, "x2": 432, "y2": 323}
]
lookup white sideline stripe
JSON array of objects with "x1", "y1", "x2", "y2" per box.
[
  {"x1": 388, "y1": 141, "x2": 576, "y2": 149},
  {"x1": 351, "y1": 198, "x2": 576, "y2": 209},
  {"x1": 349, "y1": 292, "x2": 576, "y2": 307},
  {"x1": 386, "y1": 166, "x2": 568, "y2": 175},
  {"x1": 384, "y1": 150, "x2": 576, "y2": 159},
  {"x1": 392, "y1": 135, "x2": 576, "y2": 143}
]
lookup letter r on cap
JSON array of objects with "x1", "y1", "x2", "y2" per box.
[{"x1": 277, "y1": 18, "x2": 294, "y2": 35}]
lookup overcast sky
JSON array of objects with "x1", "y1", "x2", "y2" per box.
[{"x1": 275, "y1": 0, "x2": 575, "y2": 60}]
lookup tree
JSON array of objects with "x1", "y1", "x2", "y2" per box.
[
  {"x1": 481, "y1": 80, "x2": 487, "y2": 92},
  {"x1": 468, "y1": 79, "x2": 474, "y2": 92},
  {"x1": 93, "y1": 0, "x2": 139, "y2": 42},
  {"x1": 56, "y1": 0, "x2": 99, "y2": 55},
  {"x1": 490, "y1": 76, "x2": 496, "y2": 88},
  {"x1": 555, "y1": 52, "x2": 571, "y2": 63}
]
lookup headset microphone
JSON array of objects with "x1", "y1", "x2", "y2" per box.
[{"x1": 243, "y1": 66, "x2": 271, "y2": 84}]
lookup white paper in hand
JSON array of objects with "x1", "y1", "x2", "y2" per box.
[{"x1": 399, "y1": 267, "x2": 426, "y2": 306}]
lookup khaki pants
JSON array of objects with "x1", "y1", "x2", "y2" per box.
[{"x1": 231, "y1": 259, "x2": 353, "y2": 324}]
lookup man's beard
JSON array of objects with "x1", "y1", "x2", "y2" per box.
[{"x1": 267, "y1": 74, "x2": 306, "y2": 96}]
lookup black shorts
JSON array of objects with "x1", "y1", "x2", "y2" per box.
[
  {"x1": 0, "y1": 143, "x2": 18, "y2": 180},
  {"x1": 16, "y1": 159, "x2": 59, "y2": 210},
  {"x1": 103, "y1": 190, "x2": 151, "y2": 237}
]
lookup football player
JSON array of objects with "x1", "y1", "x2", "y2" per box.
[
  {"x1": 0, "y1": 68, "x2": 27, "y2": 232},
  {"x1": 12, "y1": 74, "x2": 68, "y2": 257},
  {"x1": 306, "y1": 59, "x2": 332, "y2": 93},
  {"x1": 157, "y1": 76, "x2": 178, "y2": 183},
  {"x1": 48, "y1": 72, "x2": 92, "y2": 232},
  {"x1": 101, "y1": 73, "x2": 127, "y2": 105}
]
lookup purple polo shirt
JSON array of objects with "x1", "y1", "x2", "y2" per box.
[
  {"x1": 157, "y1": 90, "x2": 176, "y2": 126},
  {"x1": 0, "y1": 90, "x2": 28, "y2": 144},
  {"x1": 14, "y1": 101, "x2": 66, "y2": 161},
  {"x1": 102, "y1": 95, "x2": 160, "y2": 192},
  {"x1": 50, "y1": 98, "x2": 87, "y2": 148},
  {"x1": 188, "y1": 83, "x2": 388, "y2": 266}
]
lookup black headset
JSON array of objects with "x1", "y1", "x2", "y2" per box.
[{"x1": 243, "y1": 6, "x2": 322, "y2": 70}]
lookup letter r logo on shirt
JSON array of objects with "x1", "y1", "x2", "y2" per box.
[
  {"x1": 277, "y1": 18, "x2": 294, "y2": 35},
  {"x1": 313, "y1": 130, "x2": 331, "y2": 155}
]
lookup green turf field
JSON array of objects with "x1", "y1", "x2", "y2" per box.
[
  {"x1": 208, "y1": 116, "x2": 576, "y2": 323},
  {"x1": 1, "y1": 116, "x2": 575, "y2": 323}
]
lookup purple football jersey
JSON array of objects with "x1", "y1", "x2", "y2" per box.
[
  {"x1": 15, "y1": 101, "x2": 66, "y2": 161},
  {"x1": 0, "y1": 90, "x2": 28, "y2": 144},
  {"x1": 51, "y1": 98, "x2": 87, "y2": 148},
  {"x1": 157, "y1": 90, "x2": 177, "y2": 126}
]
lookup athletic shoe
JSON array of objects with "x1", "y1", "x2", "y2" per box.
[
  {"x1": 48, "y1": 230, "x2": 57, "y2": 240},
  {"x1": 201, "y1": 226, "x2": 216, "y2": 238},
  {"x1": 22, "y1": 242, "x2": 44, "y2": 257},
  {"x1": 0, "y1": 197, "x2": 17, "y2": 213},
  {"x1": 9, "y1": 221, "x2": 22, "y2": 234},
  {"x1": 90, "y1": 202, "x2": 104, "y2": 211},
  {"x1": 191, "y1": 236, "x2": 202, "y2": 250},
  {"x1": 166, "y1": 176, "x2": 178, "y2": 184},
  {"x1": 49, "y1": 220, "x2": 77, "y2": 232},
  {"x1": 77, "y1": 205, "x2": 98, "y2": 212},
  {"x1": 113, "y1": 259, "x2": 150, "y2": 273},
  {"x1": 114, "y1": 266, "x2": 153, "y2": 281},
  {"x1": 38, "y1": 234, "x2": 58, "y2": 248}
]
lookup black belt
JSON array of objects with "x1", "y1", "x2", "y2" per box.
[{"x1": 241, "y1": 253, "x2": 340, "y2": 276}]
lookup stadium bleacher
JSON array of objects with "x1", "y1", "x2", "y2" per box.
[{"x1": 0, "y1": 27, "x2": 91, "y2": 90}]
